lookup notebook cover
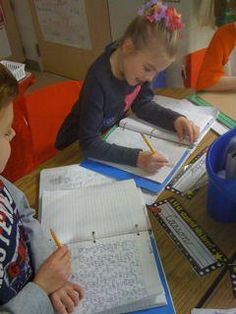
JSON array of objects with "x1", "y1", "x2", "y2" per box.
[{"x1": 80, "y1": 149, "x2": 189, "y2": 193}]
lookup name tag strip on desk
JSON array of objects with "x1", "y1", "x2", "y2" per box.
[
  {"x1": 148, "y1": 198, "x2": 227, "y2": 276},
  {"x1": 165, "y1": 147, "x2": 208, "y2": 199},
  {"x1": 228, "y1": 264, "x2": 236, "y2": 297}
]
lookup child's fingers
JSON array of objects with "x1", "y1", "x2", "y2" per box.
[
  {"x1": 72, "y1": 283, "x2": 85, "y2": 300},
  {"x1": 192, "y1": 124, "x2": 200, "y2": 142},
  {"x1": 67, "y1": 288, "x2": 80, "y2": 306},
  {"x1": 151, "y1": 152, "x2": 168, "y2": 163},
  {"x1": 61, "y1": 293, "x2": 75, "y2": 313},
  {"x1": 184, "y1": 122, "x2": 194, "y2": 144},
  {"x1": 53, "y1": 245, "x2": 69, "y2": 259},
  {"x1": 52, "y1": 295, "x2": 68, "y2": 314}
]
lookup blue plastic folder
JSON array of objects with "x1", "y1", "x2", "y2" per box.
[
  {"x1": 81, "y1": 149, "x2": 189, "y2": 193},
  {"x1": 132, "y1": 236, "x2": 175, "y2": 314}
]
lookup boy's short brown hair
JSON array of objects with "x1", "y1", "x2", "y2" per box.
[{"x1": 0, "y1": 63, "x2": 18, "y2": 109}]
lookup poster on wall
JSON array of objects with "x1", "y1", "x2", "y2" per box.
[{"x1": 33, "y1": 0, "x2": 92, "y2": 49}]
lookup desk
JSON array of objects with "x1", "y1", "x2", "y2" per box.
[
  {"x1": 15, "y1": 89, "x2": 236, "y2": 314},
  {"x1": 198, "y1": 91, "x2": 236, "y2": 122}
]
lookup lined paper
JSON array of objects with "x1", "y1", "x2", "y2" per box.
[
  {"x1": 41, "y1": 180, "x2": 150, "y2": 244},
  {"x1": 70, "y1": 232, "x2": 166, "y2": 314},
  {"x1": 39, "y1": 164, "x2": 115, "y2": 199},
  {"x1": 102, "y1": 127, "x2": 186, "y2": 183}
]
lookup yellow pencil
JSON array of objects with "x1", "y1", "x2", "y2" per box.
[
  {"x1": 141, "y1": 134, "x2": 155, "y2": 154},
  {"x1": 50, "y1": 228, "x2": 62, "y2": 248}
]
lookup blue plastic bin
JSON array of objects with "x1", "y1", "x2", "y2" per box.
[{"x1": 206, "y1": 128, "x2": 236, "y2": 223}]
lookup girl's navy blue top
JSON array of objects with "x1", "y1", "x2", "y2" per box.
[{"x1": 55, "y1": 43, "x2": 181, "y2": 167}]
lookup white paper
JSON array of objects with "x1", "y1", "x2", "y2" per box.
[
  {"x1": 211, "y1": 121, "x2": 229, "y2": 135},
  {"x1": 101, "y1": 127, "x2": 187, "y2": 184},
  {"x1": 157, "y1": 201, "x2": 218, "y2": 270},
  {"x1": 192, "y1": 309, "x2": 236, "y2": 314},
  {"x1": 41, "y1": 179, "x2": 150, "y2": 244},
  {"x1": 120, "y1": 95, "x2": 217, "y2": 146},
  {"x1": 33, "y1": 0, "x2": 91, "y2": 49},
  {"x1": 70, "y1": 232, "x2": 166, "y2": 314},
  {"x1": 39, "y1": 164, "x2": 115, "y2": 199},
  {"x1": 172, "y1": 152, "x2": 207, "y2": 192}
]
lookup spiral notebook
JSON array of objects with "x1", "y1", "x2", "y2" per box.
[{"x1": 41, "y1": 180, "x2": 175, "y2": 314}]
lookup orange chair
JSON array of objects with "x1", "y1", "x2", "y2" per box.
[
  {"x1": 2, "y1": 94, "x2": 35, "y2": 182},
  {"x1": 182, "y1": 48, "x2": 207, "y2": 89},
  {"x1": 23, "y1": 80, "x2": 83, "y2": 166}
]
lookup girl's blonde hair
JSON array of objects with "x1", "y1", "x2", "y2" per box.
[
  {"x1": 119, "y1": 15, "x2": 180, "y2": 59},
  {"x1": 0, "y1": 64, "x2": 18, "y2": 109}
]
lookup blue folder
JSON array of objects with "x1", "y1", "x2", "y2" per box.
[
  {"x1": 80, "y1": 149, "x2": 189, "y2": 193},
  {"x1": 131, "y1": 235, "x2": 175, "y2": 314}
]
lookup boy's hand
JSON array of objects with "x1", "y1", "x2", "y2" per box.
[
  {"x1": 50, "y1": 282, "x2": 84, "y2": 314},
  {"x1": 137, "y1": 151, "x2": 168, "y2": 173},
  {"x1": 174, "y1": 116, "x2": 200, "y2": 144},
  {"x1": 34, "y1": 246, "x2": 71, "y2": 295}
]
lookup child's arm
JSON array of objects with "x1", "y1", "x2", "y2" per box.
[
  {"x1": 0, "y1": 245, "x2": 71, "y2": 314},
  {"x1": 201, "y1": 75, "x2": 236, "y2": 91},
  {"x1": 50, "y1": 282, "x2": 84, "y2": 313},
  {"x1": 131, "y1": 84, "x2": 199, "y2": 144},
  {"x1": 78, "y1": 75, "x2": 142, "y2": 167},
  {"x1": 0, "y1": 282, "x2": 54, "y2": 314},
  {"x1": 2, "y1": 177, "x2": 54, "y2": 272},
  {"x1": 131, "y1": 83, "x2": 183, "y2": 131},
  {"x1": 0, "y1": 177, "x2": 69, "y2": 314}
]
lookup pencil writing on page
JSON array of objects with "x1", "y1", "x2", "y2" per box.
[
  {"x1": 141, "y1": 134, "x2": 155, "y2": 154},
  {"x1": 50, "y1": 228, "x2": 62, "y2": 248}
]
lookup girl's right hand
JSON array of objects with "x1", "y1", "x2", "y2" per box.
[
  {"x1": 34, "y1": 246, "x2": 71, "y2": 295},
  {"x1": 137, "y1": 151, "x2": 168, "y2": 173}
]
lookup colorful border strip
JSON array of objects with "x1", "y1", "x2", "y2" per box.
[{"x1": 148, "y1": 197, "x2": 228, "y2": 276}]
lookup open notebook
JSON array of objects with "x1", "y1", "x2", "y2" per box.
[
  {"x1": 98, "y1": 127, "x2": 187, "y2": 184},
  {"x1": 41, "y1": 180, "x2": 168, "y2": 314},
  {"x1": 120, "y1": 95, "x2": 218, "y2": 145}
]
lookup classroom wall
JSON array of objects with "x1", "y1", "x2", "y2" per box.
[
  {"x1": 10, "y1": 0, "x2": 216, "y2": 86},
  {"x1": 165, "y1": 0, "x2": 215, "y2": 87}
]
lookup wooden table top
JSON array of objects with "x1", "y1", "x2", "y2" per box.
[{"x1": 15, "y1": 88, "x2": 236, "y2": 314}]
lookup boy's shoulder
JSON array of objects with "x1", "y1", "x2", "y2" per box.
[{"x1": 0, "y1": 175, "x2": 22, "y2": 200}]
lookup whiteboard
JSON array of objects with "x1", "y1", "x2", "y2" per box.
[{"x1": 33, "y1": 0, "x2": 91, "y2": 49}]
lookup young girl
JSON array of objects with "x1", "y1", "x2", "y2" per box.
[
  {"x1": 56, "y1": 0, "x2": 199, "y2": 173},
  {"x1": 196, "y1": 22, "x2": 236, "y2": 91}
]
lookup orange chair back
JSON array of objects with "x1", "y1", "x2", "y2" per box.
[
  {"x1": 23, "y1": 80, "x2": 83, "y2": 166},
  {"x1": 183, "y1": 48, "x2": 207, "y2": 88}
]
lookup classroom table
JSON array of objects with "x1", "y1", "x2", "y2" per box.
[{"x1": 15, "y1": 88, "x2": 236, "y2": 314}]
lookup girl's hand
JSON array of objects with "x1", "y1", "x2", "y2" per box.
[
  {"x1": 137, "y1": 151, "x2": 168, "y2": 173},
  {"x1": 174, "y1": 116, "x2": 200, "y2": 144},
  {"x1": 34, "y1": 246, "x2": 71, "y2": 295},
  {"x1": 50, "y1": 282, "x2": 84, "y2": 314}
]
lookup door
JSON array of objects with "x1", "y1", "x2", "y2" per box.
[
  {"x1": 0, "y1": 0, "x2": 25, "y2": 61},
  {"x1": 28, "y1": 0, "x2": 111, "y2": 79}
]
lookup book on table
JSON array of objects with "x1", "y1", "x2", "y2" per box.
[{"x1": 40, "y1": 179, "x2": 174, "y2": 314}]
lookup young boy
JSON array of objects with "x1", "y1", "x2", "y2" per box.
[{"x1": 0, "y1": 64, "x2": 83, "y2": 314}]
